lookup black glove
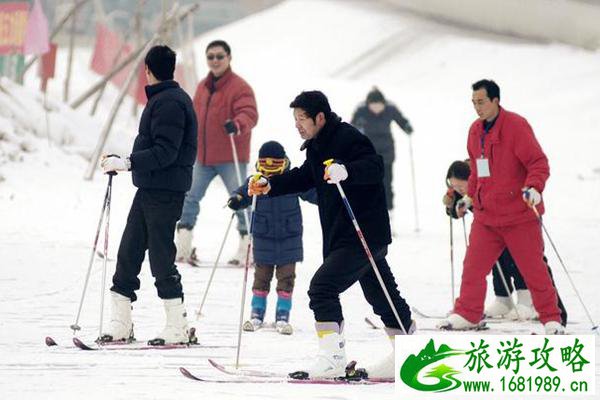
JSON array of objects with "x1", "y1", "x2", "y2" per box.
[
  {"x1": 224, "y1": 119, "x2": 238, "y2": 135},
  {"x1": 405, "y1": 123, "x2": 413, "y2": 135},
  {"x1": 227, "y1": 194, "x2": 244, "y2": 210}
]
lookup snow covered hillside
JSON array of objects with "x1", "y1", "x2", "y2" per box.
[{"x1": 1, "y1": 1, "x2": 598, "y2": 399}]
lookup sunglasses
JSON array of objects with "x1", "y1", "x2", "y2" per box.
[{"x1": 206, "y1": 54, "x2": 226, "y2": 61}]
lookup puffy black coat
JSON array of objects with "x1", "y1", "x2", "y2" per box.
[
  {"x1": 269, "y1": 113, "x2": 391, "y2": 258},
  {"x1": 130, "y1": 80, "x2": 198, "y2": 192},
  {"x1": 351, "y1": 103, "x2": 412, "y2": 163},
  {"x1": 234, "y1": 181, "x2": 317, "y2": 265}
]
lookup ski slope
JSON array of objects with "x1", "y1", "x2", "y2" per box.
[{"x1": 1, "y1": 1, "x2": 599, "y2": 399}]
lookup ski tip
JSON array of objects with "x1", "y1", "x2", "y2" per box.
[
  {"x1": 179, "y1": 367, "x2": 202, "y2": 381},
  {"x1": 45, "y1": 336, "x2": 58, "y2": 347},
  {"x1": 207, "y1": 358, "x2": 221, "y2": 369},
  {"x1": 72, "y1": 337, "x2": 95, "y2": 350},
  {"x1": 364, "y1": 317, "x2": 379, "y2": 329}
]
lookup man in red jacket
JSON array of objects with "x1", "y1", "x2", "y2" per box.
[
  {"x1": 440, "y1": 79, "x2": 564, "y2": 334},
  {"x1": 175, "y1": 40, "x2": 258, "y2": 265}
]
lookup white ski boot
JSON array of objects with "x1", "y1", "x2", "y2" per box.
[
  {"x1": 149, "y1": 298, "x2": 192, "y2": 345},
  {"x1": 229, "y1": 234, "x2": 251, "y2": 266},
  {"x1": 99, "y1": 291, "x2": 134, "y2": 342},
  {"x1": 175, "y1": 226, "x2": 193, "y2": 263},
  {"x1": 438, "y1": 313, "x2": 481, "y2": 330},
  {"x1": 289, "y1": 322, "x2": 346, "y2": 379},
  {"x1": 484, "y1": 296, "x2": 513, "y2": 318},
  {"x1": 362, "y1": 322, "x2": 416, "y2": 379},
  {"x1": 506, "y1": 290, "x2": 539, "y2": 321},
  {"x1": 544, "y1": 321, "x2": 565, "y2": 335},
  {"x1": 275, "y1": 320, "x2": 293, "y2": 335},
  {"x1": 242, "y1": 318, "x2": 264, "y2": 332}
]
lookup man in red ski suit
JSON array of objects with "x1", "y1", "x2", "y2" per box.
[{"x1": 441, "y1": 79, "x2": 563, "y2": 334}]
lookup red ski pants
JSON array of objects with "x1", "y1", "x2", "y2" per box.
[{"x1": 454, "y1": 218, "x2": 561, "y2": 324}]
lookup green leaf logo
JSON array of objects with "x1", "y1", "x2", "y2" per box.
[{"x1": 400, "y1": 339, "x2": 465, "y2": 392}]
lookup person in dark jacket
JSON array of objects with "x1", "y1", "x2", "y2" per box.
[
  {"x1": 351, "y1": 87, "x2": 413, "y2": 220},
  {"x1": 443, "y1": 160, "x2": 567, "y2": 325},
  {"x1": 248, "y1": 91, "x2": 413, "y2": 380},
  {"x1": 227, "y1": 141, "x2": 317, "y2": 335},
  {"x1": 100, "y1": 45, "x2": 197, "y2": 345}
]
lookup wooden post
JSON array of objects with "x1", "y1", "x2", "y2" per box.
[
  {"x1": 70, "y1": 43, "x2": 149, "y2": 109},
  {"x1": 63, "y1": 0, "x2": 78, "y2": 103}
]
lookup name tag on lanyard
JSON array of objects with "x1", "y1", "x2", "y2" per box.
[
  {"x1": 477, "y1": 158, "x2": 491, "y2": 178},
  {"x1": 478, "y1": 129, "x2": 491, "y2": 178}
]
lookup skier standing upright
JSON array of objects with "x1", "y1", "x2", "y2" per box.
[
  {"x1": 100, "y1": 45, "x2": 197, "y2": 345},
  {"x1": 440, "y1": 79, "x2": 564, "y2": 334},
  {"x1": 175, "y1": 39, "x2": 258, "y2": 266},
  {"x1": 248, "y1": 91, "x2": 413, "y2": 379},
  {"x1": 227, "y1": 141, "x2": 317, "y2": 335}
]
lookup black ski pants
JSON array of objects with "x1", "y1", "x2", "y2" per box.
[
  {"x1": 307, "y1": 245, "x2": 412, "y2": 330},
  {"x1": 111, "y1": 189, "x2": 185, "y2": 302},
  {"x1": 493, "y1": 249, "x2": 567, "y2": 325}
]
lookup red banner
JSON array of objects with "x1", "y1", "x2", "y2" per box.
[
  {"x1": 39, "y1": 42, "x2": 57, "y2": 92},
  {"x1": 90, "y1": 23, "x2": 146, "y2": 105},
  {"x1": 0, "y1": 2, "x2": 29, "y2": 55}
]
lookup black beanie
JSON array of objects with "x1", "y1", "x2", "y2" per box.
[
  {"x1": 144, "y1": 45, "x2": 176, "y2": 81},
  {"x1": 259, "y1": 141, "x2": 286, "y2": 159},
  {"x1": 366, "y1": 88, "x2": 385, "y2": 104}
]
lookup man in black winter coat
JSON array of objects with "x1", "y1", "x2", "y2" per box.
[
  {"x1": 100, "y1": 45, "x2": 198, "y2": 346},
  {"x1": 248, "y1": 91, "x2": 413, "y2": 380},
  {"x1": 351, "y1": 88, "x2": 413, "y2": 215}
]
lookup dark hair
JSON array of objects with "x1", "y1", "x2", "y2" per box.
[
  {"x1": 366, "y1": 88, "x2": 385, "y2": 104},
  {"x1": 446, "y1": 160, "x2": 471, "y2": 181},
  {"x1": 206, "y1": 40, "x2": 231, "y2": 55},
  {"x1": 289, "y1": 90, "x2": 332, "y2": 121},
  {"x1": 144, "y1": 45, "x2": 176, "y2": 81},
  {"x1": 472, "y1": 79, "x2": 500, "y2": 101}
]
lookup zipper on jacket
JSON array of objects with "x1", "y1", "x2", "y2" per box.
[{"x1": 202, "y1": 91, "x2": 214, "y2": 164}]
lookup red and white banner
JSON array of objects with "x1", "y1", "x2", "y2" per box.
[{"x1": 0, "y1": 2, "x2": 29, "y2": 55}]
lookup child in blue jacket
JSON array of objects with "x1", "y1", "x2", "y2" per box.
[{"x1": 227, "y1": 141, "x2": 316, "y2": 334}]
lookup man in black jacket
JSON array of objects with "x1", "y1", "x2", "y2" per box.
[
  {"x1": 248, "y1": 91, "x2": 413, "y2": 379},
  {"x1": 100, "y1": 45, "x2": 198, "y2": 345}
]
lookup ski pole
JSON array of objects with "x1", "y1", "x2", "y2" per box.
[
  {"x1": 70, "y1": 172, "x2": 113, "y2": 334},
  {"x1": 530, "y1": 204, "x2": 598, "y2": 333},
  {"x1": 407, "y1": 135, "x2": 420, "y2": 233},
  {"x1": 195, "y1": 212, "x2": 236, "y2": 319},
  {"x1": 449, "y1": 216, "x2": 455, "y2": 307},
  {"x1": 235, "y1": 182, "x2": 259, "y2": 368},
  {"x1": 462, "y1": 217, "x2": 469, "y2": 246},
  {"x1": 97, "y1": 172, "x2": 115, "y2": 340},
  {"x1": 324, "y1": 160, "x2": 408, "y2": 335},
  {"x1": 494, "y1": 261, "x2": 521, "y2": 320},
  {"x1": 226, "y1": 126, "x2": 251, "y2": 236}
]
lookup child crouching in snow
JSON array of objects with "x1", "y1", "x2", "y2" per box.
[{"x1": 227, "y1": 141, "x2": 316, "y2": 334}]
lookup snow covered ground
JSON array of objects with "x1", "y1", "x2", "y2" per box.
[{"x1": 1, "y1": 0, "x2": 599, "y2": 399}]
